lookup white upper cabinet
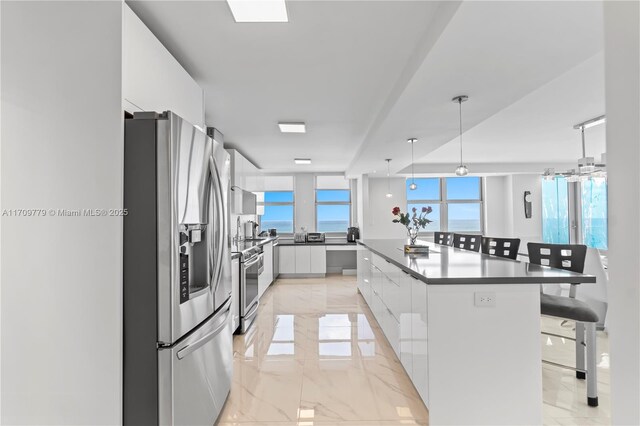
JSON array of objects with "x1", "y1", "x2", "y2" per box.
[
  {"x1": 123, "y1": 5, "x2": 203, "y2": 128},
  {"x1": 228, "y1": 149, "x2": 261, "y2": 193}
]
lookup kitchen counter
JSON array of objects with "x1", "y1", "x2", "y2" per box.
[
  {"x1": 278, "y1": 238, "x2": 356, "y2": 246},
  {"x1": 358, "y1": 238, "x2": 595, "y2": 285},
  {"x1": 231, "y1": 236, "x2": 279, "y2": 255},
  {"x1": 357, "y1": 239, "x2": 595, "y2": 424}
]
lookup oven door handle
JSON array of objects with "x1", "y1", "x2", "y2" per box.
[
  {"x1": 244, "y1": 254, "x2": 261, "y2": 269},
  {"x1": 244, "y1": 300, "x2": 259, "y2": 320}
]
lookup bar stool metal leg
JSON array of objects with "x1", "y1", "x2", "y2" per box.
[
  {"x1": 575, "y1": 322, "x2": 586, "y2": 379},
  {"x1": 586, "y1": 322, "x2": 599, "y2": 407}
]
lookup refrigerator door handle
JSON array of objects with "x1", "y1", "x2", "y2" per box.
[
  {"x1": 210, "y1": 157, "x2": 225, "y2": 295},
  {"x1": 177, "y1": 298, "x2": 232, "y2": 360}
]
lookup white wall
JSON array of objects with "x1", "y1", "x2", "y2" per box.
[
  {"x1": 364, "y1": 178, "x2": 408, "y2": 239},
  {"x1": 294, "y1": 174, "x2": 315, "y2": 232},
  {"x1": 508, "y1": 174, "x2": 542, "y2": 241},
  {"x1": 123, "y1": 5, "x2": 204, "y2": 128},
  {"x1": 604, "y1": 1, "x2": 640, "y2": 423},
  {"x1": 483, "y1": 176, "x2": 510, "y2": 236},
  {"x1": 483, "y1": 174, "x2": 542, "y2": 242},
  {"x1": 1, "y1": 1, "x2": 123, "y2": 424}
]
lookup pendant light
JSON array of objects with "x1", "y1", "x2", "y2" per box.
[
  {"x1": 385, "y1": 159, "x2": 393, "y2": 198},
  {"x1": 452, "y1": 95, "x2": 469, "y2": 176},
  {"x1": 407, "y1": 138, "x2": 418, "y2": 190}
]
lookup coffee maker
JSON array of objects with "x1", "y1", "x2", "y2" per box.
[{"x1": 347, "y1": 227, "x2": 360, "y2": 242}]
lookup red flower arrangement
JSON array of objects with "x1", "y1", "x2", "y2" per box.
[{"x1": 392, "y1": 206, "x2": 433, "y2": 244}]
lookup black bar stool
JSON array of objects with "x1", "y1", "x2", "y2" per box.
[
  {"x1": 481, "y1": 236, "x2": 521, "y2": 260},
  {"x1": 528, "y1": 242, "x2": 599, "y2": 407},
  {"x1": 434, "y1": 231, "x2": 453, "y2": 246},
  {"x1": 452, "y1": 233, "x2": 481, "y2": 252}
]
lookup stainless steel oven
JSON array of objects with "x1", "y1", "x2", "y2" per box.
[{"x1": 239, "y1": 246, "x2": 263, "y2": 333}]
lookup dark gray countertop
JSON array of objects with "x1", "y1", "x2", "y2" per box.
[
  {"x1": 358, "y1": 239, "x2": 596, "y2": 285},
  {"x1": 278, "y1": 238, "x2": 356, "y2": 246}
]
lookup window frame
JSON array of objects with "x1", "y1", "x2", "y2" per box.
[
  {"x1": 258, "y1": 190, "x2": 296, "y2": 236},
  {"x1": 315, "y1": 178, "x2": 352, "y2": 236},
  {"x1": 407, "y1": 177, "x2": 484, "y2": 234}
]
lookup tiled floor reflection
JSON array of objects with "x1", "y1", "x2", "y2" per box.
[
  {"x1": 218, "y1": 274, "x2": 428, "y2": 426},
  {"x1": 218, "y1": 274, "x2": 611, "y2": 426}
]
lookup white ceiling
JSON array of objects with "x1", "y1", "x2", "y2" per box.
[
  {"x1": 127, "y1": 0, "x2": 445, "y2": 171},
  {"x1": 397, "y1": 52, "x2": 606, "y2": 175},
  {"x1": 127, "y1": 0, "x2": 605, "y2": 176}
]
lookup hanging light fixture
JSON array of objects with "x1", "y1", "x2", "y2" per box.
[
  {"x1": 452, "y1": 95, "x2": 469, "y2": 176},
  {"x1": 541, "y1": 115, "x2": 607, "y2": 180},
  {"x1": 385, "y1": 159, "x2": 393, "y2": 198},
  {"x1": 407, "y1": 138, "x2": 418, "y2": 190}
]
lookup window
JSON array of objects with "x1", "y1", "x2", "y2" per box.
[
  {"x1": 259, "y1": 191, "x2": 294, "y2": 234},
  {"x1": 542, "y1": 176, "x2": 570, "y2": 244},
  {"x1": 541, "y1": 176, "x2": 608, "y2": 250},
  {"x1": 316, "y1": 189, "x2": 351, "y2": 233},
  {"x1": 316, "y1": 176, "x2": 351, "y2": 234},
  {"x1": 581, "y1": 177, "x2": 608, "y2": 250},
  {"x1": 406, "y1": 177, "x2": 482, "y2": 233}
]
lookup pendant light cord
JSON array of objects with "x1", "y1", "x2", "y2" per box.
[
  {"x1": 387, "y1": 159, "x2": 391, "y2": 193},
  {"x1": 411, "y1": 141, "x2": 415, "y2": 183},
  {"x1": 458, "y1": 98, "x2": 463, "y2": 165}
]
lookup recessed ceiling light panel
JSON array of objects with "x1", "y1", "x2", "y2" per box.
[
  {"x1": 294, "y1": 158, "x2": 311, "y2": 165},
  {"x1": 227, "y1": 0, "x2": 288, "y2": 23},
  {"x1": 278, "y1": 122, "x2": 306, "y2": 133}
]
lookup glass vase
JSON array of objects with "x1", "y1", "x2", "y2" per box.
[{"x1": 407, "y1": 228, "x2": 419, "y2": 245}]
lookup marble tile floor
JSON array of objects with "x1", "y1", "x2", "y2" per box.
[{"x1": 218, "y1": 274, "x2": 610, "y2": 426}]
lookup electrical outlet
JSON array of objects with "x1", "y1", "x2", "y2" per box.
[{"x1": 474, "y1": 292, "x2": 496, "y2": 307}]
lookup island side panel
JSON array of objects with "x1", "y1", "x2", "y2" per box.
[{"x1": 426, "y1": 283, "x2": 542, "y2": 425}]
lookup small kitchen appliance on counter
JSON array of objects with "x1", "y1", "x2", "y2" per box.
[
  {"x1": 294, "y1": 228, "x2": 307, "y2": 243},
  {"x1": 347, "y1": 227, "x2": 360, "y2": 242},
  {"x1": 244, "y1": 220, "x2": 259, "y2": 240},
  {"x1": 307, "y1": 232, "x2": 325, "y2": 243}
]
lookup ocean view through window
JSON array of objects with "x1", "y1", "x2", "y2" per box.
[
  {"x1": 407, "y1": 177, "x2": 482, "y2": 233},
  {"x1": 259, "y1": 191, "x2": 294, "y2": 234},
  {"x1": 316, "y1": 189, "x2": 351, "y2": 233},
  {"x1": 541, "y1": 176, "x2": 608, "y2": 250}
]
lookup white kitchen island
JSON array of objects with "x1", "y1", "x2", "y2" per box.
[{"x1": 356, "y1": 239, "x2": 596, "y2": 426}]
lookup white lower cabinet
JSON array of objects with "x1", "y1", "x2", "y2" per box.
[
  {"x1": 309, "y1": 246, "x2": 327, "y2": 273},
  {"x1": 398, "y1": 271, "x2": 413, "y2": 377},
  {"x1": 357, "y1": 248, "x2": 429, "y2": 408},
  {"x1": 357, "y1": 247, "x2": 372, "y2": 303},
  {"x1": 258, "y1": 242, "x2": 274, "y2": 298},
  {"x1": 371, "y1": 291, "x2": 384, "y2": 326},
  {"x1": 279, "y1": 246, "x2": 296, "y2": 273},
  {"x1": 278, "y1": 245, "x2": 327, "y2": 275},
  {"x1": 411, "y1": 275, "x2": 429, "y2": 406},
  {"x1": 295, "y1": 245, "x2": 311, "y2": 272},
  {"x1": 382, "y1": 305, "x2": 400, "y2": 357}
]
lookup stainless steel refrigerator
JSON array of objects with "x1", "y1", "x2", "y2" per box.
[{"x1": 124, "y1": 111, "x2": 232, "y2": 425}]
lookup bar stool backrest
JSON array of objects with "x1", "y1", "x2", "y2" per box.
[
  {"x1": 452, "y1": 233, "x2": 481, "y2": 252},
  {"x1": 527, "y1": 242, "x2": 587, "y2": 274},
  {"x1": 434, "y1": 231, "x2": 453, "y2": 246},
  {"x1": 481, "y1": 237, "x2": 521, "y2": 260}
]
